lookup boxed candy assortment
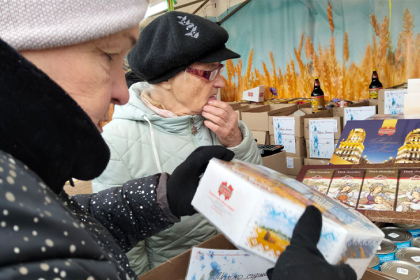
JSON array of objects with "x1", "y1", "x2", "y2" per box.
[
  {"x1": 302, "y1": 168, "x2": 420, "y2": 213},
  {"x1": 327, "y1": 170, "x2": 365, "y2": 209},
  {"x1": 192, "y1": 159, "x2": 384, "y2": 279},
  {"x1": 330, "y1": 117, "x2": 420, "y2": 165},
  {"x1": 302, "y1": 169, "x2": 334, "y2": 194}
]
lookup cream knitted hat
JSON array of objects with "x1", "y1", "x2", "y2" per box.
[{"x1": 0, "y1": 0, "x2": 149, "y2": 50}]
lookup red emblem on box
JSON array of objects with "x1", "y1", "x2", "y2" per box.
[
  {"x1": 378, "y1": 126, "x2": 396, "y2": 136},
  {"x1": 218, "y1": 182, "x2": 234, "y2": 200}
]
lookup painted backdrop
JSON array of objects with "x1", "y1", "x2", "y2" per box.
[{"x1": 220, "y1": 0, "x2": 420, "y2": 101}]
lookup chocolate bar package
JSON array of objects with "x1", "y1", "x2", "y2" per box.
[
  {"x1": 302, "y1": 169, "x2": 334, "y2": 194},
  {"x1": 396, "y1": 169, "x2": 420, "y2": 212},
  {"x1": 327, "y1": 170, "x2": 365, "y2": 208},
  {"x1": 356, "y1": 169, "x2": 398, "y2": 211},
  {"x1": 330, "y1": 118, "x2": 420, "y2": 165},
  {"x1": 192, "y1": 159, "x2": 384, "y2": 279}
]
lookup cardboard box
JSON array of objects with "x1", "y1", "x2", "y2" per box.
[
  {"x1": 192, "y1": 158, "x2": 384, "y2": 279},
  {"x1": 251, "y1": 130, "x2": 269, "y2": 145},
  {"x1": 304, "y1": 158, "x2": 331, "y2": 165},
  {"x1": 269, "y1": 108, "x2": 332, "y2": 136},
  {"x1": 270, "y1": 136, "x2": 306, "y2": 157},
  {"x1": 332, "y1": 101, "x2": 370, "y2": 117},
  {"x1": 138, "y1": 234, "x2": 236, "y2": 280},
  {"x1": 306, "y1": 139, "x2": 339, "y2": 159},
  {"x1": 241, "y1": 104, "x2": 297, "y2": 131},
  {"x1": 242, "y1": 86, "x2": 265, "y2": 102},
  {"x1": 262, "y1": 150, "x2": 287, "y2": 175},
  {"x1": 138, "y1": 233, "x2": 394, "y2": 280},
  {"x1": 286, "y1": 155, "x2": 304, "y2": 175},
  {"x1": 304, "y1": 116, "x2": 343, "y2": 140},
  {"x1": 378, "y1": 89, "x2": 407, "y2": 115},
  {"x1": 330, "y1": 118, "x2": 420, "y2": 165},
  {"x1": 232, "y1": 104, "x2": 250, "y2": 120}
]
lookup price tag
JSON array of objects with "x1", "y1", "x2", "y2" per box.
[
  {"x1": 287, "y1": 157, "x2": 294, "y2": 169},
  {"x1": 333, "y1": 119, "x2": 338, "y2": 133},
  {"x1": 397, "y1": 268, "x2": 409, "y2": 275},
  {"x1": 388, "y1": 233, "x2": 400, "y2": 239},
  {"x1": 411, "y1": 256, "x2": 420, "y2": 262}
]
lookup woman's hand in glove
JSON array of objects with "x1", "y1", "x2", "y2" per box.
[
  {"x1": 267, "y1": 206, "x2": 357, "y2": 280},
  {"x1": 167, "y1": 146, "x2": 234, "y2": 217}
]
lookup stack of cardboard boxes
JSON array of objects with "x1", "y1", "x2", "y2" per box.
[{"x1": 241, "y1": 104, "x2": 297, "y2": 175}]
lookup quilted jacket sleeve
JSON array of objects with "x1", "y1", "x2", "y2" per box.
[
  {"x1": 213, "y1": 121, "x2": 262, "y2": 165},
  {"x1": 92, "y1": 137, "x2": 132, "y2": 193},
  {"x1": 67, "y1": 173, "x2": 179, "y2": 252}
]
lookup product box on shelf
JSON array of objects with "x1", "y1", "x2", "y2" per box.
[
  {"x1": 378, "y1": 84, "x2": 407, "y2": 115},
  {"x1": 269, "y1": 108, "x2": 332, "y2": 136},
  {"x1": 332, "y1": 101, "x2": 370, "y2": 118},
  {"x1": 330, "y1": 117, "x2": 420, "y2": 165},
  {"x1": 262, "y1": 150, "x2": 287, "y2": 175},
  {"x1": 285, "y1": 156, "x2": 304, "y2": 175},
  {"x1": 304, "y1": 158, "x2": 331, "y2": 165},
  {"x1": 395, "y1": 169, "x2": 420, "y2": 213},
  {"x1": 242, "y1": 86, "x2": 265, "y2": 102},
  {"x1": 327, "y1": 170, "x2": 365, "y2": 209},
  {"x1": 270, "y1": 136, "x2": 305, "y2": 157},
  {"x1": 251, "y1": 130, "x2": 269, "y2": 145},
  {"x1": 302, "y1": 169, "x2": 335, "y2": 194},
  {"x1": 231, "y1": 104, "x2": 250, "y2": 120},
  {"x1": 192, "y1": 158, "x2": 384, "y2": 279},
  {"x1": 305, "y1": 137, "x2": 339, "y2": 160},
  {"x1": 304, "y1": 116, "x2": 343, "y2": 140},
  {"x1": 241, "y1": 104, "x2": 297, "y2": 131}
]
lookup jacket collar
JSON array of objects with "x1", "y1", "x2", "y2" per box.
[{"x1": 0, "y1": 38, "x2": 110, "y2": 194}]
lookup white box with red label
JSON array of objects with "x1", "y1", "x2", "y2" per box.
[
  {"x1": 191, "y1": 159, "x2": 384, "y2": 280},
  {"x1": 242, "y1": 86, "x2": 265, "y2": 102}
]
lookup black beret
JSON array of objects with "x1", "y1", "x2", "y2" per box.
[{"x1": 128, "y1": 11, "x2": 240, "y2": 84}]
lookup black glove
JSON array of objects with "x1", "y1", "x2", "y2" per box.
[
  {"x1": 167, "y1": 146, "x2": 234, "y2": 217},
  {"x1": 267, "y1": 206, "x2": 357, "y2": 280}
]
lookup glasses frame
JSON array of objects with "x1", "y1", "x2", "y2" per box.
[{"x1": 185, "y1": 64, "x2": 224, "y2": 81}]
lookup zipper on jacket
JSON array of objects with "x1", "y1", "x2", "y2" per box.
[{"x1": 189, "y1": 116, "x2": 199, "y2": 147}]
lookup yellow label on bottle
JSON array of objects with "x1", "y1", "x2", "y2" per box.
[
  {"x1": 369, "y1": 89, "x2": 379, "y2": 99},
  {"x1": 311, "y1": 96, "x2": 325, "y2": 113}
]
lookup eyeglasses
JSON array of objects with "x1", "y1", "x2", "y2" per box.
[{"x1": 185, "y1": 64, "x2": 224, "y2": 81}]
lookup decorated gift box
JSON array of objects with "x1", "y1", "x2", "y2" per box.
[
  {"x1": 192, "y1": 159, "x2": 384, "y2": 279},
  {"x1": 327, "y1": 170, "x2": 365, "y2": 209},
  {"x1": 356, "y1": 170, "x2": 398, "y2": 211},
  {"x1": 330, "y1": 118, "x2": 420, "y2": 165},
  {"x1": 302, "y1": 169, "x2": 335, "y2": 194},
  {"x1": 396, "y1": 169, "x2": 420, "y2": 212}
]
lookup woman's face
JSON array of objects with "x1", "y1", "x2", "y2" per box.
[
  {"x1": 413, "y1": 191, "x2": 420, "y2": 199},
  {"x1": 372, "y1": 186, "x2": 382, "y2": 194},
  {"x1": 20, "y1": 26, "x2": 139, "y2": 132},
  {"x1": 169, "y1": 62, "x2": 225, "y2": 115},
  {"x1": 342, "y1": 185, "x2": 352, "y2": 193},
  {"x1": 374, "y1": 196, "x2": 384, "y2": 204}
]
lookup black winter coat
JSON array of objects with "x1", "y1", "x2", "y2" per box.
[{"x1": 0, "y1": 38, "x2": 178, "y2": 280}]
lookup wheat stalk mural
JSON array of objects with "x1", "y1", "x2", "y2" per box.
[{"x1": 221, "y1": 4, "x2": 420, "y2": 102}]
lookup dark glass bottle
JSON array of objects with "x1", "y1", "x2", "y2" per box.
[
  {"x1": 369, "y1": 70, "x2": 383, "y2": 99},
  {"x1": 311, "y1": 78, "x2": 325, "y2": 113}
]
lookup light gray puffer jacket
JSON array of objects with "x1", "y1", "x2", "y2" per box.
[{"x1": 92, "y1": 82, "x2": 262, "y2": 275}]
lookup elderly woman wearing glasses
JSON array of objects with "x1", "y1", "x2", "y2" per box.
[{"x1": 92, "y1": 11, "x2": 262, "y2": 275}]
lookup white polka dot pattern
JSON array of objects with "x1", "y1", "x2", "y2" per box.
[
  {"x1": 0, "y1": 150, "x2": 173, "y2": 279},
  {"x1": 0, "y1": 1, "x2": 148, "y2": 50}
]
